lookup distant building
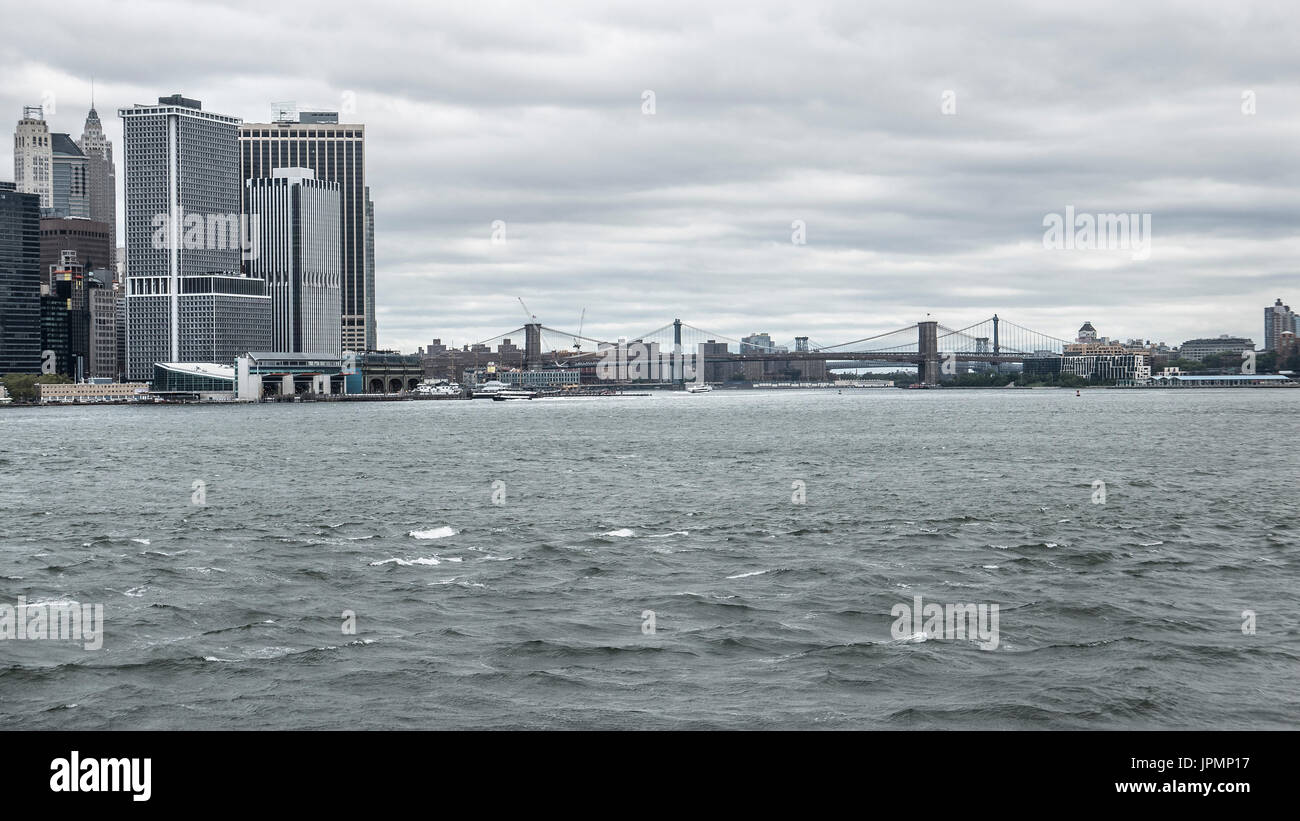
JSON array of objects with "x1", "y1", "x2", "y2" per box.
[
  {"x1": 240, "y1": 112, "x2": 374, "y2": 352},
  {"x1": 49, "y1": 133, "x2": 89, "y2": 218},
  {"x1": 1060, "y1": 353, "x2": 1149, "y2": 382},
  {"x1": 1063, "y1": 341, "x2": 1128, "y2": 356},
  {"x1": 150, "y1": 361, "x2": 236, "y2": 398},
  {"x1": 356, "y1": 351, "x2": 422, "y2": 394},
  {"x1": 40, "y1": 216, "x2": 112, "y2": 289},
  {"x1": 1023, "y1": 356, "x2": 1062, "y2": 378},
  {"x1": 1179, "y1": 336, "x2": 1255, "y2": 362},
  {"x1": 0, "y1": 181, "x2": 42, "y2": 373},
  {"x1": 41, "y1": 250, "x2": 95, "y2": 378},
  {"x1": 87, "y1": 271, "x2": 118, "y2": 380},
  {"x1": 1264, "y1": 298, "x2": 1297, "y2": 351},
  {"x1": 245, "y1": 168, "x2": 342, "y2": 354},
  {"x1": 1135, "y1": 372, "x2": 1295, "y2": 388},
  {"x1": 120, "y1": 94, "x2": 269, "y2": 379},
  {"x1": 1076, "y1": 321, "x2": 1098, "y2": 343},
  {"x1": 13, "y1": 106, "x2": 52, "y2": 211},
  {"x1": 740, "y1": 332, "x2": 774, "y2": 353},
  {"x1": 75, "y1": 103, "x2": 117, "y2": 267},
  {"x1": 38, "y1": 381, "x2": 148, "y2": 402},
  {"x1": 237, "y1": 351, "x2": 350, "y2": 399}
]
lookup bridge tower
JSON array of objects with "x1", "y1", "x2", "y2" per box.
[
  {"x1": 993, "y1": 314, "x2": 1000, "y2": 355},
  {"x1": 918, "y1": 320, "x2": 940, "y2": 385},
  {"x1": 524, "y1": 323, "x2": 542, "y2": 370},
  {"x1": 673, "y1": 319, "x2": 684, "y2": 385}
]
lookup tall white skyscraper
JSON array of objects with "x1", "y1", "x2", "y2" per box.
[
  {"x1": 245, "y1": 168, "x2": 342, "y2": 354},
  {"x1": 119, "y1": 94, "x2": 270, "y2": 379},
  {"x1": 14, "y1": 106, "x2": 53, "y2": 212}
]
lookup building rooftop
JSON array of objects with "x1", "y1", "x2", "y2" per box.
[
  {"x1": 155, "y1": 362, "x2": 235, "y2": 379},
  {"x1": 50, "y1": 133, "x2": 84, "y2": 157},
  {"x1": 1152, "y1": 373, "x2": 1291, "y2": 382}
]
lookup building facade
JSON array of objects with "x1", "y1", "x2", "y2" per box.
[
  {"x1": 1178, "y1": 336, "x2": 1255, "y2": 362},
  {"x1": 240, "y1": 112, "x2": 374, "y2": 352},
  {"x1": 1060, "y1": 353, "x2": 1150, "y2": 382},
  {"x1": 120, "y1": 94, "x2": 269, "y2": 379},
  {"x1": 88, "y1": 274, "x2": 118, "y2": 380},
  {"x1": 0, "y1": 182, "x2": 42, "y2": 373},
  {"x1": 245, "y1": 168, "x2": 342, "y2": 354},
  {"x1": 1264, "y1": 298, "x2": 1297, "y2": 352},
  {"x1": 40, "y1": 216, "x2": 112, "y2": 289},
  {"x1": 14, "y1": 107, "x2": 52, "y2": 212},
  {"x1": 76, "y1": 104, "x2": 117, "y2": 267},
  {"x1": 38, "y1": 381, "x2": 149, "y2": 402},
  {"x1": 49, "y1": 133, "x2": 89, "y2": 219}
]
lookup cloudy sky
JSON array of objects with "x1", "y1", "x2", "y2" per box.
[{"x1": 4, "y1": 0, "x2": 1298, "y2": 351}]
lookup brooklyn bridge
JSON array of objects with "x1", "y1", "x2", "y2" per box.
[{"x1": 417, "y1": 315, "x2": 1071, "y2": 386}]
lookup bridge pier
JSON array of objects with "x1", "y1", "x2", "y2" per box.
[{"x1": 918, "y1": 320, "x2": 939, "y2": 385}]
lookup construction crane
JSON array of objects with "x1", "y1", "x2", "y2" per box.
[
  {"x1": 573, "y1": 308, "x2": 586, "y2": 351},
  {"x1": 517, "y1": 297, "x2": 538, "y2": 324}
]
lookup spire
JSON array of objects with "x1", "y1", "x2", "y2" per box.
[{"x1": 87, "y1": 79, "x2": 99, "y2": 121}]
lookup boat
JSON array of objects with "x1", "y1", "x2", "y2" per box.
[
  {"x1": 414, "y1": 380, "x2": 464, "y2": 397},
  {"x1": 686, "y1": 383, "x2": 713, "y2": 393},
  {"x1": 472, "y1": 380, "x2": 536, "y2": 400}
]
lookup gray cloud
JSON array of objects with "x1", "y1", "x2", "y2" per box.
[{"x1": 4, "y1": 0, "x2": 1298, "y2": 351}]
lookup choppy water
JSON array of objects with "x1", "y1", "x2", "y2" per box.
[{"x1": 2, "y1": 389, "x2": 1297, "y2": 729}]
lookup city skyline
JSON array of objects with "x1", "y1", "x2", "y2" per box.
[{"x1": 3, "y1": 0, "x2": 1298, "y2": 353}]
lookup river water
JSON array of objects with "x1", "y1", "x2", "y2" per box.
[{"x1": 1, "y1": 389, "x2": 1296, "y2": 728}]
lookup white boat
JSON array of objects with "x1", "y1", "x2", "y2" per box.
[
  {"x1": 686, "y1": 383, "x2": 713, "y2": 393},
  {"x1": 472, "y1": 380, "x2": 536, "y2": 400},
  {"x1": 414, "y1": 380, "x2": 464, "y2": 397}
]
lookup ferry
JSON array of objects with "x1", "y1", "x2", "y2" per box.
[
  {"x1": 686, "y1": 383, "x2": 713, "y2": 394},
  {"x1": 414, "y1": 380, "x2": 464, "y2": 397},
  {"x1": 472, "y1": 380, "x2": 536, "y2": 400}
]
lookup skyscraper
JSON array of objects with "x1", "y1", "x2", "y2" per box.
[
  {"x1": 119, "y1": 94, "x2": 270, "y2": 379},
  {"x1": 49, "y1": 133, "x2": 89, "y2": 218},
  {"x1": 240, "y1": 110, "x2": 374, "y2": 352},
  {"x1": 14, "y1": 107, "x2": 52, "y2": 212},
  {"x1": 1264, "y1": 298, "x2": 1295, "y2": 352},
  {"x1": 364, "y1": 186, "x2": 376, "y2": 351},
  {"x1": 42, "y1": 250, "x2": 92, "y2": 378},
  {"x1": 245, "y1": 168, "x2": 342, "y2": 354},
  {"x1": 87, "y1": 271, "x2": 117, "y2": 380},
  {"x1": 76, "y1": 102, "x2": 117, "y2": 265},
  {"x1": 0, "y1": 181, "x2": 42, "y2": 373}
]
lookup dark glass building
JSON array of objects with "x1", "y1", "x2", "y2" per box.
[
  {"x1": 240, "y1": 114, "x2": 374, "y2": 352},
  {"x1": 41, "y1": 251, "x2": 93, "y2": 378},
  {"x1": 40, "y1": 216, "x2": 113, "y2": 288},
  {"x1": 0, "y1": 182, "x2": 42, "y2": 373}
]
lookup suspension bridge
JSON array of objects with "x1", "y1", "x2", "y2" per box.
[{"x1": 423, "y1": 315, "x2": 1071, "y2": 385}]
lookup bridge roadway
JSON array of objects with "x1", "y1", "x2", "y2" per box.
[{"x1": 428, "y1": 319, "x2": 1059, "y2": 385}]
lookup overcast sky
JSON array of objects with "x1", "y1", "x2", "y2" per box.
[{"x1": 4, "y1": 0, "x2": 1298, "y2": 351}]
